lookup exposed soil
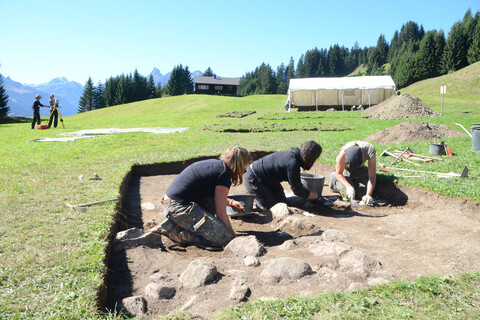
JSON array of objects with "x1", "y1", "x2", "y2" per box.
[
  {"x1": 364, "y1": 93, "x2": 439, "y2": 119},
  {"x1": 365, "y1": 121, "x2": 467, "y2": 144},
  {"x1": 106, "y1": 162, "x2": 480, "y2": 319}
]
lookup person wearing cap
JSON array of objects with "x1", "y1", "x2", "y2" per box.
[
  {"x1": 243, "y1": 141, "x2": 322, "y2": 210},
  {"x1": 31, "y1": 94, "x2": 48, "y2": 129},
  {"x1": 48, "y1": 94, "x2": 59, "y2": 128},
  {"x1": 329, "y1": 141, "x2": 377, "y2": 206}
]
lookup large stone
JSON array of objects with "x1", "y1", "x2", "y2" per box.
[
  {"x1": 322, "y1": 229, "x2": 348, "y2": 242},
  {"x1": 270, "y1": 202, "x2": 291, "y2": 219},
  {"x1": 145, "y1": 282, "x2": 176, "y2": 300},
  {"x1": 119, "y1": 296, "x2": 147, "y2": 318},
  {"x1": 260, "y1": 257, "x2": 313, "y2": 284},
  {"x1": 179, "y1": 259, "x2": 217, "y2": 288},
  {"x1": 113, "y1": 228, "x2": 162, "y2": 252},
  {"x1": 309, "y1": 241, "x2": 351, "y2": 257},
  {"x1": 339, "y1": 249, "x2": 382, "y2": 280},
  {"x1": 225, "y1": 235, "x2": 266, "y2": 257},
  {"x1": 278, "y1": 216, "x2": 317, "y2": 237},
  {"x1": 229, "y1": 277, "x2": 250, "y2": 301}
]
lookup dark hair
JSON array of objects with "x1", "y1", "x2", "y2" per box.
[{"x1": 300, "y1": 141, "x2": 322, "y2": 170}]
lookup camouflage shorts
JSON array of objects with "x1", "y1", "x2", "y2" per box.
[{"x1": 163, "y1": 200, "x2": 234, "y2": 247}]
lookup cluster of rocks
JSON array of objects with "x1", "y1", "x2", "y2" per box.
[{"x1": 113, "y1": 217, "x2": 386, "y2": 318}]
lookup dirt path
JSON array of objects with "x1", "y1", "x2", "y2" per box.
[{"x1": 106, "y1": 162, "x2": 480, "y2": 319}]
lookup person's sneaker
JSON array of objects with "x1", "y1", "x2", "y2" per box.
[
  {"x1": 329, "y1": 172, "x2": 337, "y2": 192},
  {"x1": 150, "y1": 219, "x2": 174, "y2": 236}
]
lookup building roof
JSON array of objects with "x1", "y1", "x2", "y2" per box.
[{"x1": 193, "y1": 76, "x2": 239, "y2": 86}]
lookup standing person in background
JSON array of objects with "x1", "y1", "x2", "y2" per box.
[
  {"x1": 329, "y1": 141, "x2": 377, "y2": 206},
  {"x1": 48, "y1": 94, "x2": 59, "y2": 128},
  {"x1": 31, "y1": 94, "x2": 48, "y2": 129},
  {"x1": 243, "y1": 141, "x2": 322, "y2": 210},
  {"x1": 152, "y1": 146, "x2": 252, "y2": 251}
]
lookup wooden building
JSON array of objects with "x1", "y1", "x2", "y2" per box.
[{"x1": 193, "y1": 76, "x2": 239, "y2": 96}]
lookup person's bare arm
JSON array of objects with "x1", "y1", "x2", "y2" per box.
[
  {"x1": 366, "y1": 155, "x2": 377, "y2": 197},
  {"x1": 214, "y1": 185, "x2": 235, "y2": 235},
  {"x1": 335, "y1": 151, "x2": 352, "y2": 189}
]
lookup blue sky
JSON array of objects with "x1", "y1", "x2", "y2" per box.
[{"x1": 1, "y1": 0, "x2": 479, "y2": 85}]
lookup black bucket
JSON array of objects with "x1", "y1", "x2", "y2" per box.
[
  {"x1": 472, "y1": 123, "x2": 480, "y2": 153},
  {"x1": 429, "y1": 143, "x2": 446, "y2": 155}
]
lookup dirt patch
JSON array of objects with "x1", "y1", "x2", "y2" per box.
[
  {"x1": 217, "y1": 110, "x2": 256, "y2": 118},
  {"x1": 365, "y1": 121, "x2": 467, "y2": 144},
  {"x1": 364, "y1": 93, "x2": 439, "y2": 119},
  {"x1": 106, "y1": 161, "x2": 480, "y2": 319}
]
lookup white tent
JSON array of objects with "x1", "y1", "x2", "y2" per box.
[{"x1": 285, "y1": 76, "x2": 396, "y2": 111}]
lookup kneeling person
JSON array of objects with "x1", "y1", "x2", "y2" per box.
[
  {"x1": 244, "y1": 141, "x2": 322, "y2": 210},
  {"x1": 330, "y1": 141, "x2": 377, "y2": 206},
  {"x1": 153, "y1": 147, "x2": 251, "y2": 250}
]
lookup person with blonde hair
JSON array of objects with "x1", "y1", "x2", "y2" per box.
[
  {"x1": 152, "y1": 146, "x2": 251, "y2": 251},
  {"x1": 244, "y1": 141, "x2": 322, "y2": 210}
]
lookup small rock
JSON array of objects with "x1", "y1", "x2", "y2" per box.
[
  {"x1": 180, "y1": 295, "x2": 197, "y2": 311},
  {"x1": 244, "y1": 256, "x2": 260, "y2": 267},
  {"x1": 119, "y1": 296, "x2": 147, "y2": 318},
  {"x1": 367, "y1": 277, "x2": 386, "y2": 286},
  {"x1": 348, "y1": 282, "x2": 365, "y2": 291},
  {"x1": 141, "y1": 202, "x2": 156, "y2": 210},
  {"x1": 145, "y1": 283, "x2": 176, "y2": 300},
  {"x1": 278, "y1": 239, "x2": 298, "y2": 250}
]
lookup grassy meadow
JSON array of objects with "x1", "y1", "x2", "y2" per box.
[{"x1": 0, "y1": 62, "x2": 479, "y2": 319}]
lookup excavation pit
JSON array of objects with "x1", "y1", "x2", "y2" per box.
[{"x1": 104, "y1": 157, "x2": 480, "y2": 318}]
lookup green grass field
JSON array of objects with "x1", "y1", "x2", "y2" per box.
[{"x1": 1, "y1": 62, "x2": 479, "y2": 319}]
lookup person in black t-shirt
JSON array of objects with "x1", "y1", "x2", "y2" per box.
[
  {"x1": 31, "y1": 94, "x2": 48, "y2": 129},
  {"x1": 152, "y1": 146, "x2": 251, "y2": 250},
  {"x1": 244, "y1": 141, "x2": 322, "y2": 210}
]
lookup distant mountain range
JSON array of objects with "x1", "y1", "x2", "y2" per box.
[
  {"x1": 2, "y1": 76, "x2": 83, "y2": 117},
  {"x1": 2, "y1": 68, "x2": 204, "y2": 117},
  {"x1": 148, "y1": 68, "x2": 203, "y2": 87}
]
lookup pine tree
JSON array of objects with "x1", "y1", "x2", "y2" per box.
[
  {"x1": 443, "y1": 22, "x2": 468, "y2": 72},
  {"x1": 285, "y1": 56, "x2": 295, "y2": 83},
  {"x1": 147, "y1": 75, "x2": 156, "y2": 99},
  {"x1": 165, "y1": 65, "x2": 193, "y2": 96},
  {"x1": 296, "y1": 54, "x2": 305, "y2": 78},
  {"x1": 154, "y1": 83, "x2": 162, "y2": 98},
  {"x1": 78, "y1": 77, "x2": 94, "y2": 113},
  {"x1": 203, "y1": 67, "x2": 214, "y2": 77},
  {"x1": 415, "y1": 31, "x2": 439, "y2": 80},
  {"x1": 0, "y1": 74, "x2": 9, "y2": 119},
  {"x1": 93, "y1": 82, "x2": 105, "y2": 109},
  {"x1": 467, "y1": 12, "x2": 480, "y2": 64}
]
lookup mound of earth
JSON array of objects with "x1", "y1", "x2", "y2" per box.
[
  {"x1": 364, "y1": 93, "x2": 439, "y2": 120},
  {"x1": 365, "y1": 121, "x2": 467, "y2": 144}
]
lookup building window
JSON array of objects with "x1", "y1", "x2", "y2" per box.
[
  {"x1": 228, "y1": 86, "x2": 233, "y2": 91},
  {"x1": 215, "y1": 85, "x2": 223, "y2": 91},
  {"x1": 198, "y1": 85, "x2": 209, "y2": 90}
]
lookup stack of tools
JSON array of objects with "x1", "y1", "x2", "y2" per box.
[{"x1": 380, "y1": 147, "x2": 443, "y2": 167}]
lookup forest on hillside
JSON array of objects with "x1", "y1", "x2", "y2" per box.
[{"x1": 72, "y1": 9, "x2": 480, "y2": 113}]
